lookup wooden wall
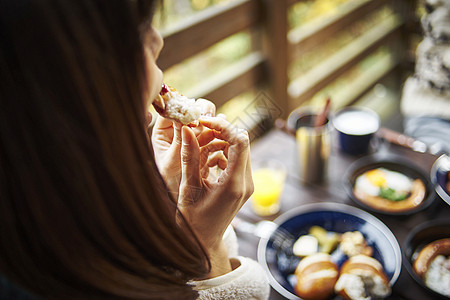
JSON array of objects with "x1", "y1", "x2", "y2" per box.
[{"x1": 158, "y1": 0, "x2": 418, "y2": 130}]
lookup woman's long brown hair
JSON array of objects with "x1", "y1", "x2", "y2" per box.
[{"x1": 0, "y1": 0, "x2": 209, "y2": 299}]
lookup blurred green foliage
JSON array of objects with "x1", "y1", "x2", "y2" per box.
[
  {"x1": 154, "y1": 0, "x2": 405, "y2": 123},
  {"x1": 288, "y1": 0, "x2": 351, "y2": 29},
  {"x1": 162, "y1": 31, "x2": 251, "y2": 93},
  {"x1": 289, "y1": 4, "x2": 394, "y2": 80}
]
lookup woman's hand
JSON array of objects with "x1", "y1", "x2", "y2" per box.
[
  {"x1": 151, "y1": 99, "x2": 215, "y2": 197},
  {"x1": 151, "y1": 116, "x2": 183, "y2": 197},
  {"x1": 178, "y1": 116, "x2": 253, "y2": 277}
]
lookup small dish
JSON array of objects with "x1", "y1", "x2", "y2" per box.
[
  {"x1": 257, "y1": 202, "x2": 401, "y2": 299},
  {"x1": 344, "y1": 154, "x2": 435, "y2": 215},
  {"x1": 403, "y1": 220, "x2": 450, "y2": 299},
  {"x1": 431, "y1": 154, "x2": 450, "y2": 206}
]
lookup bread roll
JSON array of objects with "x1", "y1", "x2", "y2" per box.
[
  {"x1": 294, "y1": 253, "x2": 338, "y2": 300},
  {"x1": 335, "y1": 255, "x2": 391, "y2": 300},
  {"x1": 413, "y1": 238, "x2": 450, "y2": 278},
  {"x1": 340, "y1": 231, "x2": 373, "y2": 257},
  {"x1": 152, "y1": 84, "x2": 202, "y2": 125}
]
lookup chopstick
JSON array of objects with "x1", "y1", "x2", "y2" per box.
[
  {"x1": 314, "y1": 97, "x2": 331, "y2": 127},
  {"x1": 376, "y1": 127, "x2": 430, "y2": 154}
]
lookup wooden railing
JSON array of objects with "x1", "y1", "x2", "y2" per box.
[
  {"x1": 157, "y1": 0, "x2": 418, "y2": 133},
  {"x1": 288, "y1": 13, "x2": 403, "y2": 109}
]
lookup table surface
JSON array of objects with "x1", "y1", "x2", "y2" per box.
[{"x1": 234, "y1": 128, "x2": 450, "y2": 300}]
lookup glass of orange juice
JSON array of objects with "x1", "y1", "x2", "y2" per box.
[{"x1": 251, "y1": 160, "x2": 287, "y2": 216}]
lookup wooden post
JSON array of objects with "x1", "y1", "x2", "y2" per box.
[
  {"x1": 262, "y1": 0, "x2": 289, "y2": 119},
  {"x1": 392, "y1": 0, "x2": 419, "y2": 77}
]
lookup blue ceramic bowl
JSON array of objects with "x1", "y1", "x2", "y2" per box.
[
  {"x1": 431, "y1": 154, "x2": 450, "y2": 206},
  {"x1": 257, "y1": 202, "x2": 402, "y2": 300}
]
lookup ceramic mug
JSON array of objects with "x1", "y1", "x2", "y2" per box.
[{"x1": 332, "y1": 107, "x2": 380, "y2": 156}]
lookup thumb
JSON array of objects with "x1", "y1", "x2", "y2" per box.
[
  {"x1": 180, "y1": 126, "x2": 202, "y2": 205},
  {"x1": 171, "y1": 121, "x2": 183, "y2": 150}
]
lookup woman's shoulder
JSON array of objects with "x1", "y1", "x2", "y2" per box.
[{"x1": 191, "y1": 256, "x2": 270, "y2": 300}]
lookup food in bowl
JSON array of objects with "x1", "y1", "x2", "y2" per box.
[
  {"x1": 292, "y1": 226, "x2": 339, "y2": 256},
  {"x1": 413, "y1": 238, "x2": 450, "y2": 297},
  {"x1": 340, "y1": 231, "x2": 373, "y2": 257},
  {"x1": 335, "y1": 255, "x2": 391, "y2": 300},
  {"x1": 353, "y1": 168, "x2": 426, "y2": 212},
  {"x1": 294, "y1": 253, "x2": 338, "y2": 300},
  {"x1": 152, "y1": 84, "x2": 202, "y2": 125},
  {"x1": 258, "y1": 204, "x2": 402, "y2": 300},
  {"x1": 293, "y1": 235, "x2": 319, "y2": 257},
  {"x1": 292, "y1": 227, "x2": 391, "y2": 299},
  {"x1": 309, "y1": 226, "x2": 340, "y2": 254}
]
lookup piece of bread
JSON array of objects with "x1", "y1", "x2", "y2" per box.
[
  {"x1": 152, "y1": 84, "x2": 202, "y2": 125},
  {"x1": 340, "y1": 231, "x2": 373, "y2": 257},
  {"x1": 294, "y1": 253, "x2": 339, "y2": 300},
  {"x1": 413, "y1": 238, "x2": 450, "y2": 278},
  {"x1": 335, "y1": 255, "x2": 391, "y2": 300},
  {"x1": 422, "y1": 254, "x2": 450, "y2": 297}
]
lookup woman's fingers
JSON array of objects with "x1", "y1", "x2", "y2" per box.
[
  {"x1": 153, "y1": 114, "x2": 175, "y2": 130},
  {"x1": 199, "y1": 140, "x2": 228, "y2": 179},
  {"x1": 199, "y1": 116, "x2": 248, "y2": 146},
  {"x1": 196, "y1": 98, "x2": 216, "y2": 117},
  {"x1": 151, "y1": 116, "x2": 182, "y2": 161},
  {"x1": 196, "y1": 128, "x2": 216, "y2": 147},
  {"x1": 207, "y1": 151, "x2": 227, "y2": 169},
  {"x1": 177, "y1": 116, "x2": 253, "y2": 251},
  {"x1": 199, "y1": 116, "x2": 253, "y2": 205},
  {"x1": 201, "y1": 152, "x2": 227, "y2": 183},
  {"x1": 179, "y1": 126, "x2": 202, "y2": 206},
  {"x1": 151, "y1": 115, "x2": 177, "y2": 145},
  {"x1": 199, "y1": 116, "x2": 250, "y2": 176},
  {"x1": 171, "y1": 122, "x2": 182, "y2": 148},
  {"x1": 201, "y1": 140, "x2": 229, "y2": 158},
  {"x1": 192, "y1": 112, "x2": 222, "y2": 147}
]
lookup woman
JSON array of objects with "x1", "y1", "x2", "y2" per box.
[{"x1": 0, "y1": 0, "x2": 269, "y2": 299}]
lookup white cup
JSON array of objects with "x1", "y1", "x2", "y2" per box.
[{"x1": 332, "y1": 107, "x2": 380, "y2": 155}]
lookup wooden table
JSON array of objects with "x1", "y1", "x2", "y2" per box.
[{"x1": 234, "y1": 128, "x2": 450, "y2": 300}]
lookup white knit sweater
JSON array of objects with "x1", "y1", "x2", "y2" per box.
[{"x1": 191, "y1": 226, "x2": 270, "y2": 300}]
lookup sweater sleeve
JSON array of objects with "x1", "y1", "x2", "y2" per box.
[{"x1": 191, "y1": 256, "x2": 270, "y2": 300}]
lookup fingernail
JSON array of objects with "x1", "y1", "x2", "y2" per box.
[{"x1": 181, "y1": 126, "x2": 190, "y2": 145}]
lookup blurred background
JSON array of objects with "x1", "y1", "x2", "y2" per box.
[{"x1": 153, "y1": 0, "x2": 422, "y2": 140}]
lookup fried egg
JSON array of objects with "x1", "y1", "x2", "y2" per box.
[{"x1": 355, "y1": 168, "x2": 413, "y2": 197}]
